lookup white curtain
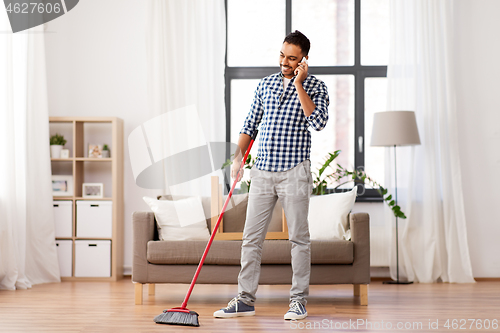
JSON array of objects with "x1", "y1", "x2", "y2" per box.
[
  {"x1": 385, "y1": 0, "x2": 474, "y2": 283},
  {"x1": 0, "y1": 19, "x2": 60, "y2": 289},
  {"x1": 146, "y1": 0, "x2": 226, "y2": 197}
]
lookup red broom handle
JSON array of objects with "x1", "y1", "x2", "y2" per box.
[{"x1": 181, "y1": 131, "x2": 258, "y2": 309}]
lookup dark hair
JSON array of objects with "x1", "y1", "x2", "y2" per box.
[{"x1": 283, "y1": 30, "x2": 310, "y2": 56}]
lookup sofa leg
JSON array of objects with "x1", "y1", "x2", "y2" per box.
[
  {"x1": 353, "y1": 284, "x2": 360, "y2": 296},
  {"x1": 148, "y1": 283, "x2": 156, "y2": 296},
  {"x1": 353, "y1": 284, "x2": 368, "y2": 305},
  {"x1": 135, "y1": 283, "x2": 143, "y2": 305}
]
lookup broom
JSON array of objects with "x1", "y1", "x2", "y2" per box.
[{"x1": 154, "y1": 130, "x2": 259, "y2": 327}]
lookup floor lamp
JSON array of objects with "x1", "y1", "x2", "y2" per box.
[{"x1": 370, "y1": 111, "x2": 421, "y2": 284}]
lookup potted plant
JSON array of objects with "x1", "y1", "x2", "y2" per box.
[
  {"x1": 222, "y1": 150, "x2": 405, "y2": 219},
  {"x1": 102, "y1": 144, "x2": 110, "y2": 158},
  {"x1": 49, "y1": 133, "x2": 67, "y2": 159},
  {"x1": 311, "y1": 150, "x2": 406, "y2": 219}
]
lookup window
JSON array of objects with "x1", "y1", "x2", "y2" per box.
[{"x1": 225, "y1": 0, "x2": 389, "y2": 200}]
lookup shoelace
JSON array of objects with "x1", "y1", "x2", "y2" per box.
[
  {"x1": 226, "y1": 297, "x2": 239, "y2": 311},
  {"x1": 288, "y1": 301, "x2": 304, "y2": 314}
]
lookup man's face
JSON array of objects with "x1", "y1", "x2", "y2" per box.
[{"x1": 279, "y1": 42, "x2": 305, "y2": 79}]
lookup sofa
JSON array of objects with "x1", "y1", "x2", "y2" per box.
[{"x1": 132, "y1": 182, "x2": 370, "y2": 306}]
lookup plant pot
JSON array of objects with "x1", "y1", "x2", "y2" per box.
[
  {"x1": 102, "y1": 150, "x2": 110, "y2": 158},
  {"x1": 50, "y1": 145, "x2": 63, "y2": 158}
]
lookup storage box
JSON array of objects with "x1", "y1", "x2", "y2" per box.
[
  {"x1": 76, "y1": 201, "x2": 112, "y2": 238},
  {"x1": 53, "y1": 201, "x2": 73, "y2": 238},
  {"x1": 55, "y1": 240, "x2": 73, "y2": 277},
  {"x1": 74, "y1": 240, "x2": 111, "y2": 277}
]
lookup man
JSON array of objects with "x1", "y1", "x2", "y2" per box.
[{"x1": 214, "y1": 30, "x2": 329, "y2": 320}]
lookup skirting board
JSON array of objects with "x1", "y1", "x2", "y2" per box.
[{"x1": 123, "y1": 266, "x2": 132, "y2": 276}]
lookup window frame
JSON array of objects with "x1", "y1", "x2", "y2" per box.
[{"x1": 224, "y1": 0, "x2": 387, "y2": 201}]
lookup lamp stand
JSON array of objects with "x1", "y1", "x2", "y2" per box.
[{"x1": 383, "y1": 144, "x2": 413, "y2": 285}]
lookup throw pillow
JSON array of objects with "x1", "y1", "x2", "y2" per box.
[
  {"x1": 221, "y1": 193, "x2": 248, "y2": 232},
  {"x1": 308, "y1": 186, "x2": 358, "y2": 241},
  {"x1": 143, "y1": 196, "x2": 210, "y2": 241}
]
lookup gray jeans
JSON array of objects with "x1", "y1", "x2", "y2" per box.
[{"x1": 238, "y1": 159, "x2": 313, "y2": 306}]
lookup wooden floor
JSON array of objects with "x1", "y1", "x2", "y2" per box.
[{"x1": 1, "y1": 277, "x2": 499, "y2": 332}]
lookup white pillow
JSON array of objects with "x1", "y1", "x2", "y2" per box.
[
  {"x1": 308, "y1": 186, "x2": 358, "y2": 241},
  {"x1": 143, "y1": 196, "x2": 210, "y2": 241}
]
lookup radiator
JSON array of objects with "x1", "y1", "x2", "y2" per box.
[{"x1": 370, "y1": 225, "x2": 390, "y2": 267}]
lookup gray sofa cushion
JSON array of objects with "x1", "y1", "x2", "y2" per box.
[{"x1": 147, "y1": 239, "x2": 353, "y2": 265}]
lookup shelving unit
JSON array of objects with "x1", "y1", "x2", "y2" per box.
[{"x1": 50, "y1": 117, "x2": 124, "y2": 281}]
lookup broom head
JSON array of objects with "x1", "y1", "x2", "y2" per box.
[{"x1": 154, "y1": 307, "x2": 200, "y2": 327}]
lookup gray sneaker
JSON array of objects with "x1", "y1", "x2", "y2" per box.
[
  {"x1": 284, "y1": 301, "x2": 308, "y2": 320},
  {"x1": 213, "y1": 297, "x2": 256, "y2": 318}
]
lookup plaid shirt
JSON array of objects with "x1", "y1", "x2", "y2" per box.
[{"x1": 240, "y1": 72, "x2": 329, "y2": 172}]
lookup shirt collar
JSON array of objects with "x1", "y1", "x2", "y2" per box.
[{"x1": 278, "y1": 71, "x2": 307, "y2": 83}]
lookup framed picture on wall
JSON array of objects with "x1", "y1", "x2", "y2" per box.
[
  {"x1": 52, "y1": 175, "x2": 74, "y2": 197},
  {"x1": 82, "y1": 183, "x2": 104, "y2": 198}
]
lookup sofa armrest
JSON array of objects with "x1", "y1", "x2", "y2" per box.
[
  {"x1": 132, "y1": 211, "x2": 155, "y2": 283},
  {"x1": 349, "y1": 212, "x2": 370, "y2": 284}
]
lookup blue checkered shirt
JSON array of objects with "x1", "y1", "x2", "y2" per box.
[{"x1": 239, "y1": 72, "x2": 329, "y2": 172}]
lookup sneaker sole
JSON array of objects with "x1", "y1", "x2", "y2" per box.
[
  {"x1": 284, "y1": 312, "x2": 308, "y2": 320},
  {"x1": 214, "y1": 310, "x2": 256, "y2": 318}
]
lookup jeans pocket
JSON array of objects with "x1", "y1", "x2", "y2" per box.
[{"x1": 302, "y1": 160, "x2": 312, "y2": 184}]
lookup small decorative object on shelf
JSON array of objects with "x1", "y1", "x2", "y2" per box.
[
  {"x1": 52, "y1": 175, "x2": 74, "y2": 196},
  {"x1": 50, "y1": 133, "x2": 67, "y2": 158},
  {"x1": 60, "y1": 149, "x2": 70, "y2": 159},
  {"x1": 88, "y1": 144, "x2": 103, "y2": 158},
  {"x1": 102, "y1": 144, "x2": 110, "y2": 158},
  {"x1": 82, "y1": 183, "x2": 104, "y2": 198}
]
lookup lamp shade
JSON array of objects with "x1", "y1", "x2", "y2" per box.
[{"x1": 370, "y1": 111, "x2": 421, "y2": 147}]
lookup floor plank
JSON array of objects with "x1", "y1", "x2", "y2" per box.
[{"x1": 0, "y1": 277, "x2": 499, "y2": 332}]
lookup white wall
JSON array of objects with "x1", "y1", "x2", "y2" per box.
[
  {"x1": 454, "y1": 0, "x2": 500, "y2": 278},
  {"x1": 44, "y1": 0, "x2": 499, "y2": 278},
  {"x1": 45, "y1": 0, "x2": 159, "y2": 275}
]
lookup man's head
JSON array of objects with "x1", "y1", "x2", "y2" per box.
[{"x1": 280, "y1": 30, "x2": 310, "y2": 79}]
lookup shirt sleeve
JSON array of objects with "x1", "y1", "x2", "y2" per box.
[
  {"x1": 305, "y1": 81, "x2": 329, "y2": 131},
  {"x1": 239, "y1": 80, "x2": 264, "y2": 137}
]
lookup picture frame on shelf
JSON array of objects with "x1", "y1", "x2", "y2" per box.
[
  {"x1": 82, "y1": 183, "x2": 104, "y2": 198},
  {"x1": 52, "y1": 175, "x2": 74, "y2": 197},
  {"x1": 60, "y1": 149, "x2": 70, "y2": 159},
  {"x1": 88, "y1": 144, "x2": 103, "y2": 158}
]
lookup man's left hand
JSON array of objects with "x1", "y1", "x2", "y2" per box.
[{"x1": 294, "y1": 60, "x2": 308, "y2": 86}]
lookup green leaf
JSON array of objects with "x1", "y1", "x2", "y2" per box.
[
  {"x1": 221, "y1": 158, "x2": 233, "y2": 169},
  {"x1": 385, "y1": 194, "x2": 392, "y2": 201},
  {"x1": 318, "y1": 151, "x2": 339, "y2": 178},
  {"x1": 240, "y1": 181, "x2": 250, "y2": 193},
  {"x1": 389, "y1": 200, "x2": 395, "y2": 206}
]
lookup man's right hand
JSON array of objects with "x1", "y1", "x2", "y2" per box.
[{"x1": 231, "y1": 158, "x2": 244, "y2": 182}]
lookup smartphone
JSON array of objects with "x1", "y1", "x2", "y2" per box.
[{"x1": 295, "y1": 57, "x2": 308, "y2": 75}]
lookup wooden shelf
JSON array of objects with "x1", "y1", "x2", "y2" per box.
[
  {"x1": 55, "y1": 236, "x2": 112, "y2": 240},
  {"x1": 75, "y1": 158, "x2": 113, "y2": 162},
  {"x1": 51, "y1": 158, "x2": 113, "y2": 162},
  {"x1": 50, "y1": 117, "x2": 124, "y2": 281},
  {"x1": 74, "y1": 197, "x2": 113, "y2": 201}
]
